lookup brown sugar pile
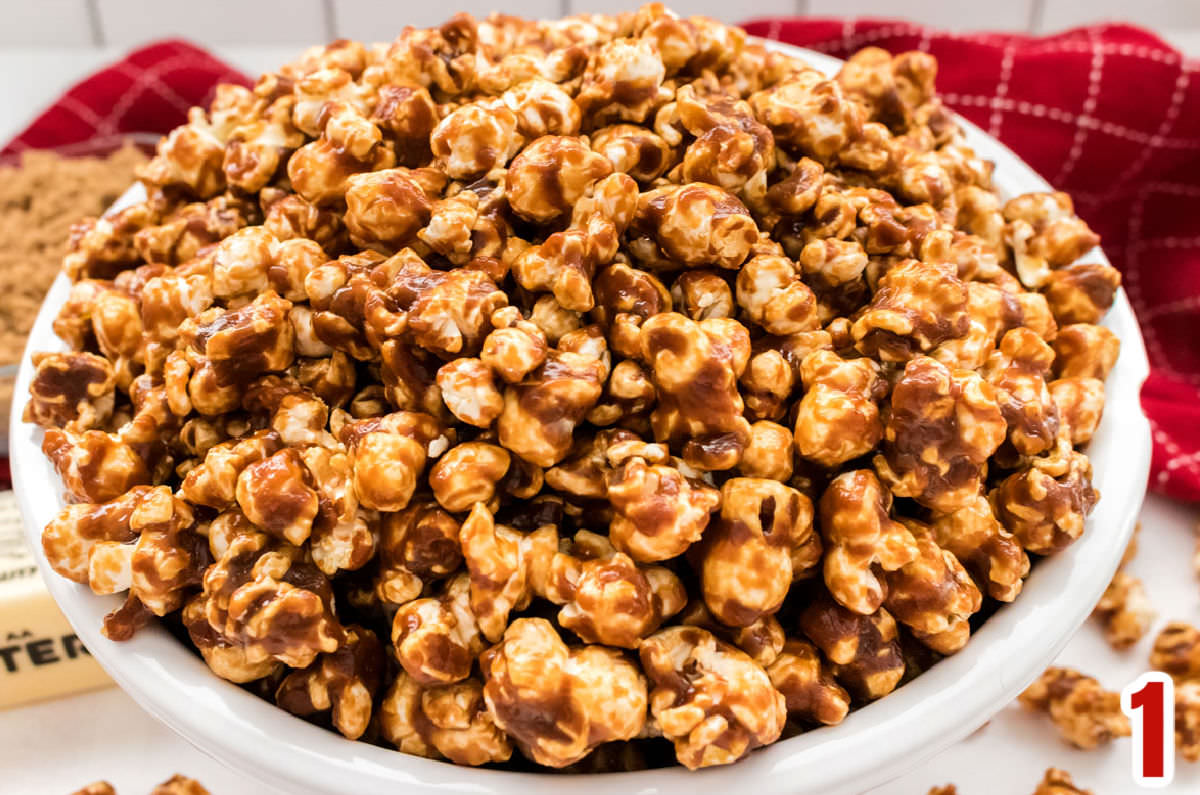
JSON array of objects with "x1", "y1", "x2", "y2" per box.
[{"x1": 0, "y1": 143, "x2": 146, "y2": 366}]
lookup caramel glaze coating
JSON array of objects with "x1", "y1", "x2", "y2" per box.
[{"x1": 31, "y1": 3, "x2": 1113, "y2": 774}]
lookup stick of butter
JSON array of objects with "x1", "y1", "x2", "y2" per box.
[{"x1": 0, "y1": 490, "x2": 111, "y2": 709}]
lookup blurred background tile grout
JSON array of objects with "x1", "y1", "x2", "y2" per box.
[{"x1": 1, "y1": 1, "x2": 1198, "y2": 48}]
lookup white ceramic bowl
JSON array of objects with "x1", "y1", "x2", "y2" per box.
[{"x1": 10, "y1": 43, "x2": 1151, "y2": 795}]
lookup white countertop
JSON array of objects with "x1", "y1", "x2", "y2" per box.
[{"x1": 2, "y1": 41, "x2": 1199, "y2": 795}]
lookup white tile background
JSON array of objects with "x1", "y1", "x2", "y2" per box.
[{"x1": 1, "y1": 0, "x2": 1198, "y2": 49}]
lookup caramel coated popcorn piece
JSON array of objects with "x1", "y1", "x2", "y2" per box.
[
  {"x1": 1053, "y1": 323, "x2": 1119, "y2": 380},
  {"x1": 140, "y1": 267, "x2": 218, "y2": 344},
  {"x1": 739, "y1": 420, "x2": 794, "y2": 481},
  {"x1": 24, "y1": 352, "x2": 116, "y2": 431},
  {"x1": 436, "y1": 357, "x2": 504, "y2": 428},
  {"x1": 194, "y1": 531, "x2": 343, "y2": 672},
  {"x1": 853, "y1": 259, "x2": 968, "y2": 362},
  {"x1": 799, "y1": 593, "x2": 906, "y2": 701},
  {"x1": 508, "y1": 135, "x2": 613, "y2": 222},
  {"x1": 235, "y1": 448, "x2": 320, "y2": 546},
  {"x1": 1151, "y1": 622, "x2": 1200, "y2": 682},
  {"x1": 459, "y1": 503, "x2": 557, "y2": 642},
  {"x1": 577, "y1": 37, "x2": 668, "y2": 125},
  {"x1": 276, "y1": 625, "x2": 385, "y2": 739},
  {"x1": 1004, "y1": 192, "x2": 1099, "y2": 289},
  {"x1": 930, "y1": 495, "x2": 1029, "y2": 602},
  {"x1": 1049, "y1": 376, "x2": 1105, "y2": 445},
  {"x1": 380, "y1": 672, "x2": 512, "y2": 766},
  {"x1": 630, "y1": 183, "x2": 758, "y2": 271},
  {"x1": 819, "y1": 469, "x2": 917, "y2": 615},
  {"x1": 501, "y1": 77, "x2": 581, "y2": 139},
  {"x1": 528, "y1": 294, "x2": 582, "y2": 344},
  {"x1": 262, "y1": 190, "x2": 345, "y2": 252},
  {"x1": 496, "y1": 341, "x2": 606, "y2": 467},
  {"x1": 799, "y1": 237, "x2": 868, "y2": 303},
  {"x1": 983, "y1": 327, "x2": 1060, "y2": 456},
  {"x1": 375, "y1": 502, "x2": 462, "y2": 605},
  {"x1": 883, "y1": 526, "x2": 981, "y2": 654},
  {"x1": 209, "y1": 226, "x2": 277, "y2": 300},
  {"x1": 481, "y1": 306, "x2": 548, "y2": 384},
  {"x1": 63, "y1": 204, "x2": 157, "y2": 282},
  {"x1": 766, "y1": 638, "x2": 850, "y2": 726},
  {"x1": 700, "y1": 477, "x2": 815, "y2": 626},
  {"x1": 750, "y1": 329, "x2": 830, "y2": 401},
  {"x1": 794, "y1": 350, "x2": 886, "y2": 467},
  {"x1": 42, "y1": 428, "x2": 151, "y2": 504},
  {"x1": 1176, "y1": 681, "x2": 1200, "y2": 762},
  {"x1": 391, "y1": 572, "x2": 483, "y2": 685},
  {"x1": 641, "y1": 312, "x2": 751, "y2": 470},
  {"x1": 123, "y1": 487, "x2": 207, "y2": 616},
  {"x1": 591, "y1": 260, "x2": 671, "y2": 355},
  {"x1": 671, "y1": 269, "x2": 734, "y2": 322},
  {"x1": 605, "y1": 439, "x2": 720, "y2": 562},
  {"x1": 381, "y1": 15, "x2": 479, "y2": 96},
  {"x1": 181, "y1": 591, "x2": 279, "y2": 683},
  {"x1": 591, "y1": 123, "x2": 674, "y2": 182},
  {"x1": 339, "y1": 411, "x2": 444, "y2": 512},
  {"x1": 673, "y1": 82, "x2": 774, "y2": 193},
  {"x1": 1032, "y1": 769, "x2": 1093, "y2": 795},
  {"x1": 183, "y1": 291, "x2": 295, "y2": 414},
  {"x1": 139, "y1": 105, "x2": 229, "y2": 199},
  {"x1": 429, "y1": 441, "x2": 511, "y2": 513},
  {"x1": 431, "y1": 101, "x2": 520, "y2": 179},
  {"x1": 1043, "y1": 262, "x2": 1120, "y2": 326},
  {"x1": 875, "y1": 356, "x2": 1006, "y2": 513},
  {"x1": 43, "y1": 486, "x2": 151, "y2": 586},
  {"x1": 1019, "y1": 667, "x2": 1130, "y2": 749},
  {"x1": 931, "y1": 280, "x2": 1019, "y2": 371},
  {"x1": 389, "y1": 252, "x2": 507, "y2": 356},
  {"x1": 294, "y1": 443, "x2": 370, "y2": 572},
  {"x1": 751, "y1": 69, "x2": 863, "y2": 163},
  {"x1": 991, "y1": 447, "x2": 1098, "y2": 554},
  {"x1": 287, "y1": 113, "x2": 395, "y2": 208},
  {"x1": 540, "y1": 530, "x2": 686, "y2": 648},
  {"x1": 838, "y1": 47, "x2": 936, "y2": 131},
  {"x1": 222, "y1": 96, "x2": 304, "y2": 194},
  {"x1": 417, "y1": 189, "x2": 485, "y2": 266},
  {"x1": 640, "y1": 626, "x2": 785, "y2": 769},
  {"x1": 343, "y1": 168, "x2": 433, "y2": 253},
  {"x1": 736, "y1": 254, "x2": 819, "y2": 336},
  {"x1": 587, "y1": 357, "x2": 656, "y2": 426},
  {"x1": 181, "y1": 430, "x2": 283, "y2": 510},
  {"x1": 482, "y1": 618, "x2": 647, "y2": 767},
  {"x1": 1092, "y1": 571, "x2": 1154, "y2": 650}
]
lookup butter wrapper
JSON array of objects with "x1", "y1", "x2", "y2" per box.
[{"x1": 0, "y1": 490, "x2": 111, "y2": 709}]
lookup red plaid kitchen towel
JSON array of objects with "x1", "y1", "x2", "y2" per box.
[
  {"x1": 5, "y1": 28, "x2": 1200, "y2": 500},
  {"x1": 0, "y1": 40, "x2": 247, "y2": 161}
]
